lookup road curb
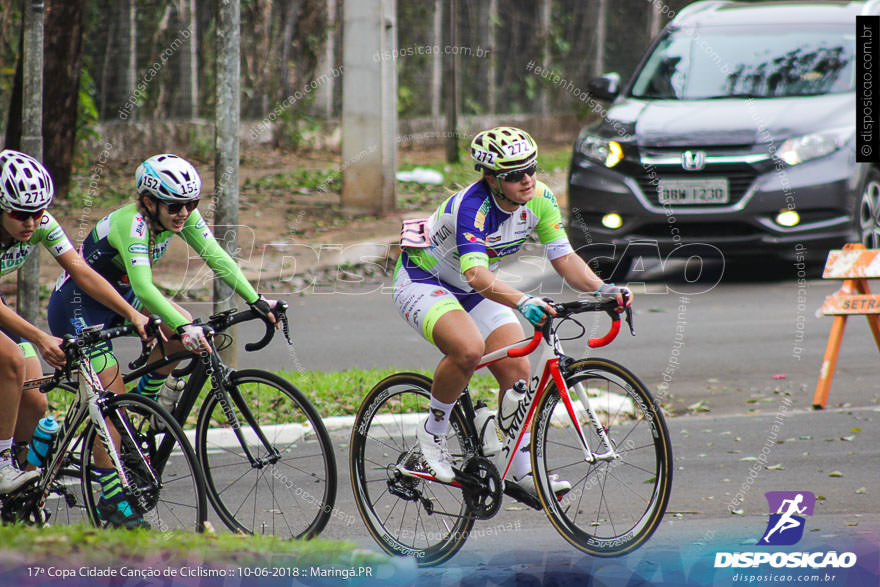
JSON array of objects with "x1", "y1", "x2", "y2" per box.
[{"x1": 189, "y1": 413, "x2": 424, "y2": 449}]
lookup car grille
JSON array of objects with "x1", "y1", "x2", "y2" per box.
[{"x1": 634, "y1": 221, "x2": 759, "y2": 239}]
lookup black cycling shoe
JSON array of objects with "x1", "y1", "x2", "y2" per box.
[{"x1": 96, "y1": 498, "x2": 150, "y2": 530}]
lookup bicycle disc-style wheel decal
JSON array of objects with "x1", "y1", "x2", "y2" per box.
[
  {"x1": 81, "y1": 394, "x2": 207, "y2": 532},
  {"x1": 349, "y1": 373, "x2": 474, "y2": 566},
  {"x1": 532, "y1": 358, "x2": 672, "y2": 556},
  {"x1": 197, "y1": 370, "x2": 336, "y2": 539}
]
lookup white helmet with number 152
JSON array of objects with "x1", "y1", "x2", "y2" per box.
[{"x1": 136, "y1": 154, "x2": 201, "y2": 202}]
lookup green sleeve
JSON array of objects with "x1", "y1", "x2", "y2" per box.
[
  {"x1": 180, "y1": 210, "x2": 260, "y2": 304},
  {"x1": 460, "y1": 251, "x2": 490, "y2": 273},
  {"x1": 528, "y1": 181, "x2": 569, "y2": 245},
  {"x1": 107, "y1": 205, "x2": 191, "y2": 330},
  {"x1": 35, "y1": 212, "x2": 74, "y2": 257}
]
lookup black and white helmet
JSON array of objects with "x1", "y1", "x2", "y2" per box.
[
  {"x1": 0, "y1": 149, "x2": 54, "y2": 212},
  {"x1": 135, "y1": 154, "x2": 201, "y2": 202}
]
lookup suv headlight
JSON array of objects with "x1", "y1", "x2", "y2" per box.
[
  {"x1": 777, "y1": 127, "x2": 853, "y2": 166},
  {"x1": 577, "y1": 135, "x2": 624, "y2": 168}
]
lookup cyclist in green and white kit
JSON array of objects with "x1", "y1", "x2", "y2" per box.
[
  {"x1": 48, "y1": 153, "x2": 276, "y2": 527},
  {"x1": 0, "y1": 150, "x2": 148, "y2": 496}
]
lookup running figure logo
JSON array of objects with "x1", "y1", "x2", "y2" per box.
[{"x1": 759, "y1": 491, "x2": 815, "y2": 546}]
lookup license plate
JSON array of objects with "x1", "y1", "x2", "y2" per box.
[{"x1": 657, "y1": 178, "x2": 729, "y2": 204}]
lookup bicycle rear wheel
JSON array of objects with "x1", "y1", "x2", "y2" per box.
[
  {"x1": 531, "y1": 358, "x2": 672, "y2": 556},
  {"x1": 81, "y1": 394, "x2": 207, "y2": 532},
  {"x1": 197, "y1": 369, "x2": 336, "y2": 539},
  {"x1": 349, "y1": 373, "x2": 474, "y2": 566}
]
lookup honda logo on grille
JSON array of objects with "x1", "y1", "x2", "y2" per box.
[{"x1": 681, "y1": 150, "x2": 706, "y2": 171}]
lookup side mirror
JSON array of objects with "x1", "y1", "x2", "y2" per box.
[{"x1": 586, "y1": 73, "x2": 621, "y2": 101}]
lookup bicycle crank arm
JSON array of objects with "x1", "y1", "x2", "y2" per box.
[{"x1": 394, "y1": 463, "x2": 478, "y2": 490}]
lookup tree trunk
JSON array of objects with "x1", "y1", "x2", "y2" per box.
[
  {"x1": 594, "y1": 0, "x2": 607, "y2": 78},
  {"x1": 42, "y1": 0, "x2": 87, "y2": 198},
  {"x1": 4, "y1": 31, "x2": 23, "y2": 150},
  {"x1": 175, "y1": 0, "x2": 198, "y2": 119},
  {"x1": 279, "y1": 0, "x2": 302, "y2": 99}
]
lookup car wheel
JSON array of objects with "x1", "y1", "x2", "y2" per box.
[{"x1": 858, "y1": 168, "x2": 880, "y2": 249}]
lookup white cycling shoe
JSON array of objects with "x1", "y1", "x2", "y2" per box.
[
  {"x1": 0, "y1": 462, "x2": 39, "y2": 495},
  {"x1": 416, "y1": 423, "x2": 455, "y2": 483},
  {"x1": 510, "y1": 472, "x2": 571, "y2": 500}
]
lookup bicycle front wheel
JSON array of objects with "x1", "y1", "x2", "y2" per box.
[
  {"x1": 531, "y1": 357, "x2": 673, "y2": 556},
  {"x1": 197, "y1": 369, "x2": 336, "y2": 539},
  {"x1": 81, "y1": 393, "x2": 207, "y2": 532},
  {"x1": 349, "y1": 373, "x2": 474, "y2": 567}
]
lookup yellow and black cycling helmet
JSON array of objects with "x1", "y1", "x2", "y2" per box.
[{"x1": 470, "y1": 126, "x2": 538, "y2": 174}]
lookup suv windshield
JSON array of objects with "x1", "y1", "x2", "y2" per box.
[{"x1": 630, "y1": 24, "x2": 854, "y2": 99}]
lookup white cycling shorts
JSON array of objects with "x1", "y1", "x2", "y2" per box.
[{"x1": 393, "y1": 264, "x2": 518, "y2": 345}]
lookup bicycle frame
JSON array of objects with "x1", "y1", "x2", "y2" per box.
[
  {"x1": 478, "y1": 329, "x2": 619, "y2": 481},
  {"x1": 21, "y1": 359, "x2": 150, "y2": 515},
  {"x1": 123, "y1": 342, "x2": 281, "y2": 470},
  {"x1": 400, "y1": 320, "x2": 622, "y2": 488}
]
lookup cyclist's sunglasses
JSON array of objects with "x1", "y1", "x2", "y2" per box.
[
  {"x1": 162, "y1": 200, "x2": 199, "y2": 214},
  {"x1": 495, "y1": 163, "x2": 537, "y2": 183},
  {"x1": 7, "y1": 208, "x2": 45, "y2": 221}
]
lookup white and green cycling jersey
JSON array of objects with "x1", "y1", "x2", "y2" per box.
[
  {"x1": 0, "y1": 211, "x2": 73, "y2": 276},
  {"x1": 403, "y1": 179, "x2": 574, "y2": 293}
]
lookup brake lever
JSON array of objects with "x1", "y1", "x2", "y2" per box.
[
  {"x1": 129, "y1": 314, "x2": 163, "y2": 370},
  {"x1": 625, "y1": 305, "x2": 635, "y2": 336},
  {"x1": 279, "y1": 311, "x2": 291, "y2": 345}
]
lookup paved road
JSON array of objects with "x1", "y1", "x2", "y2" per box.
[{"x1": 113, "y1": 257, "x2": 880, "y2": 583}]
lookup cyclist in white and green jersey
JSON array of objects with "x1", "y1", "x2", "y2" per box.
[
  {"x1": 394, "y1": 127, "x2": 631, "y2": 498},
  {"x1": 48, "y1": 153, "x2": 276, "y2": 527},
  {"x1": 0, "y1": 150, "x2": 148, "y2": 496}
]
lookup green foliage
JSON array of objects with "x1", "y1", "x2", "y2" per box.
[
  {"x1": 397, "y1": 84, "x2": 415, "y2": 114},
  {"x1": 63, "y1": 176, "x2": 129, "y2": 211},
  {"x1": 188, "y1": 127, "x2": 214, "y2": 161},
  {"x1": 274, "y1": 367, "x2": 500, "y2": 417},
  {"x1": 274, "y1": 100, "x2": 322, "y2": 152},
  {"x1": 75, "y1": 68, "x2": 100, "y2": 144},
  {"x1": 396, "y1": 144, "x2": 572, "y2": 210},
  {"x1": 242, "y1": 167, "x2": 341, "y2": 196}
]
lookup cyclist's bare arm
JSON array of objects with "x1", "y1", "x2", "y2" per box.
[
  {"x1": 463, "y1": 265, "x2": 531, "y2": 309},
  {"x1": 549, "y1": 252, "x2": 605, "y2": 293},
  {"x1": 0, "y1": 299, "x2": 64, "y2": 368}
]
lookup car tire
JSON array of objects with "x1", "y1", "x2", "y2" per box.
[{"x1": 857, "y1": 167, "x2": 880, "y2": 249}]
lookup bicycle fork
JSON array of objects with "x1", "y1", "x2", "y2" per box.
[
  {"x1": 556, "y1": 361, "x2": 620, "y2": 464},
  {"x1": 210, "y1": 369, "x2": 281, "y2": 469}
]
